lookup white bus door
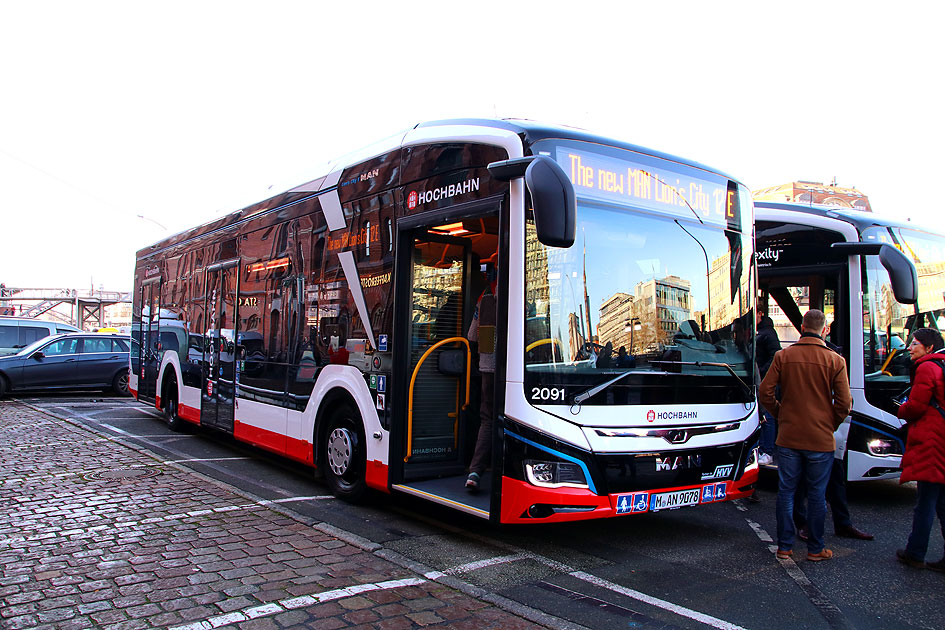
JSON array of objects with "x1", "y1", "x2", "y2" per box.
[
  {"x1": 137, "y1": 280, "x2": 160, "y2": 402},
  {"x1": 201, "y1": 262, "x2": 238, "y2": 432},
  {"x1": 389, "y1": 209, "x2": 504, "y2": 520},
  {"x1": 401, "y1": 234, "x2": 474, "y2": 479}
]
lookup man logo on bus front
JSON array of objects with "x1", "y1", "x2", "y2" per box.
[{"x1": 647, "y1": 410, "x2": 656, "y2": 422}]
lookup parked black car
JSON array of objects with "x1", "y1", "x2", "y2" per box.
[{"x1": 0, "y1": 333, "x2": 130, "y2": 397}]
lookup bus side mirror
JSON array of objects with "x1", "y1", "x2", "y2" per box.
[
  {"x1": 879, "y1": 244, "x2": 918, "y2": 305},
  {"x1": 831, "y1": 242, "x2": 918, "y2": 305},
  {"x1": 488, "y1": 155, "x2": 576, "y2": 248}
]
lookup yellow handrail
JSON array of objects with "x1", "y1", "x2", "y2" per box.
[
  {"x1": 526, "y1": 337, "x2": 564, "y2": 358},
  {"x1": 880, "y1": 347, "x2": 899, "y2": 376},
  {"x1": 405, "y1": 336, "x2": 471, "y2": 462}
]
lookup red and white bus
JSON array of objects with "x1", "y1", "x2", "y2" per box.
[{"x1": 131, "y1": 119, "x2": 759, "y2": 523}]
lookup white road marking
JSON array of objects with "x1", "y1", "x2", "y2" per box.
[
  {"x1": 571, "y1": 571, "x2": 750, "y2": 630},
  {"x1": 424, "y1": 553, "x2": 526, "y2": 580},
  {"x1": 167, "y1": 577, "x2": 427, "y2": 630},
  {"x1": 737, "y1": 499, "x2": 849, "y2": 629},
  {"x1": 409, "y1": 516, "x2": 750, "y2": 629},
  {"x1": 259, "y1": 495, "x2": 334, "y2": 504},
  {"x1": 161, "y1": 457, "x2": 253, "y2": 464}
]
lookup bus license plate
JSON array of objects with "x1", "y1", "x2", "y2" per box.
[{"x1": 650, "y1": 488, "x2": 701, "y2": 511}]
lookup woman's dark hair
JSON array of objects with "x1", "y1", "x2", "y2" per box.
[{"x1": 912, "y1": 327, "x2": 945, "y2": 352}]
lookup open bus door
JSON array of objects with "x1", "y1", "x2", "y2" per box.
[
  {"x1": 200, "y1": 261, "x2": 239, "y2": 432},
  {"x1": 135, "y1": 279, "x2": 161, "y2": 403},
  {"x1": 390, "y1": 204, "x2": 501, "y2": 520}
]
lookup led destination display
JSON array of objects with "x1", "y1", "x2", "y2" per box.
[{"x1": 556, "y1": 147, "x2": 738, "y2": 228}]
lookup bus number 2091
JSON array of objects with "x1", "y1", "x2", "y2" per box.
[{"x1": 531, "y1": 387, "x2": 566, "y2": 402}]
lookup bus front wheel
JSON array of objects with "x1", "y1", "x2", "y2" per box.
[{"x1": 321, "y1": 404, "x2": 367, "y2": 502}]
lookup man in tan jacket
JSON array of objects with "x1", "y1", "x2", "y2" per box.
[{"x1": 759, "y1": 309, "x2": 852, "y2": 562}]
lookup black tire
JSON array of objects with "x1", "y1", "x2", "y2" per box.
[
  {"x1": 162, "y1": 375, "x2": 185, "y2": 432},
  {"x1": 321, "y1": 404, "x2": 367, "y2": 502},
  {"x1": 112, "y1": 369, "x2": 130, "y2": 397},
  {"x1": 0, "y1": 374, "x2": 8, "y2": 399}
]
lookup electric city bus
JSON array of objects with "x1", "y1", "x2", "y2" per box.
[
  {"x1": 755, "y1": 200, "x2": 945, "y2": 482},
  {"x1": 131, "y1": 119, "x2": 759, "y2": 524}
]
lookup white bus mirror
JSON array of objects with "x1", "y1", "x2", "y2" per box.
[
  {"x1": 879, "y1": 244, "x2": 918, "y2": 305},
  {"x1": 488, "y1": 156, "x2": 576, "y2": 249},
  {"x1": 831, "y1": 242, "x2": 918, "y2": 305}
]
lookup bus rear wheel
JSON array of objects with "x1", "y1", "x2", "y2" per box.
[
  {"x1": 321, "y1": 404, "x2": 367, "y2": 502},
  {"x1": 163, "y1": 376, "x2": 185, "y2": 432}
]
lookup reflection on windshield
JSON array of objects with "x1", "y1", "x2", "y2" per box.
[
  {"x1": 863, "y1": 225, "x2": 945, "y2": 390},
  {"x1": 524, "y1": 202, "x2": 753, "y2": 405}
]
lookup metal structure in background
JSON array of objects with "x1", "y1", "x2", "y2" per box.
[{"x1": 0, "y1": 285, "x2": 131, "y2": 329}]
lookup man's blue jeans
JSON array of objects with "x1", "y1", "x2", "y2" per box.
[
  {"x1": 760, "y1": 409, "x2": 776, "y2": 455},
  {"x1": 905, "y1": 481, "x2": 945, "y2": 562},
  {"x1": 776, "y1": 446, "x2": 833, "y2": 553}
]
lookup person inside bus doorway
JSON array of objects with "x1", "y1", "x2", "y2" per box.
[
  {"x1": 755, "y1": 310, "x2": 781, "y2": 468},
  {"x1": 465, "y1": 260, "x2": 498, "y2": 492}
]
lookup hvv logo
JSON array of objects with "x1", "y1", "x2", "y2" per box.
[{"x1": 701, "y1": 464, "x2": 734, "y2": 480}]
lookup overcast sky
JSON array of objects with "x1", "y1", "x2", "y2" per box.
[{"x1": 2, "y1": 1, "x2": 942, "y2": 292}]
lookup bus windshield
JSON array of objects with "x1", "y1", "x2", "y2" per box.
[
  {"x1": 862, "y1": 225, "x2": 945, "y2": 396},
  {"x1": 523, "y1": 143, "x2": 753, "y2": 407}
]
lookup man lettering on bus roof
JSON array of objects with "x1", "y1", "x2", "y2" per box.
[
  {"x1": 760, "y1": 309, "x2": 852, "y2": 563},
  {"x1": 465, "y1": 260, "x2": 498, "y2": 492}
]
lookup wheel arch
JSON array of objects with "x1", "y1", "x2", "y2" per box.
[
  {"x1": 313, "y1": 387, "x2": 361, "y2": 469},
  {"x1": 306, "y1": 365, "x2": 389, "y2": 472},
  {"x1": 156, "y1": 352, "x2": 183, "y2": 407}
]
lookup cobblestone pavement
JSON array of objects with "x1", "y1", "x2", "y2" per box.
[{"x1": 0, "y1": 401, "x2": 548, "y2": 630}]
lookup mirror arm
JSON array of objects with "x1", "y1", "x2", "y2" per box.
[{"x1": 487, "y1": 156, "x2": 537, "y2": 181}]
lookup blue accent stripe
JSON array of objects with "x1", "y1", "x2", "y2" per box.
[{"x1": 504, "y1": 429, "x2": 598, "y2": 495}]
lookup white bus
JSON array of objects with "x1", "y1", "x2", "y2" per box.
[
  {"x1": 132, "y1": 119, "x2": 759, "y2": 524},
  {"x1": 755, "y1": 200, "x2": 944, "y2": 481}
]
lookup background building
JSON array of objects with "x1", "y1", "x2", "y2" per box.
[
  {"x1": 753, "y1": 180, "x2": 871, "y2": 212},
  {"x1": 631, "y1": 276, "x2": 691, "y2": 353},
  {"x1": 597, "y1": 292, "x2": 634, "y2": 352}
]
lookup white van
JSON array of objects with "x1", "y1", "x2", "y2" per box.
[{"x1": 0, "y1": 317, "x2": 81, "y2": 356}]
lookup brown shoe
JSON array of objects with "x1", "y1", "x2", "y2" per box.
[
  {"x1": 896, "y1": 549, "x2": 926, "y2": 569},
  {"x1": 835, "y1": 525, "x2": 874, "y2": 540},
  {"x1": 926, "y1": 558, "x2": 945, "y2": 573},
  {"x1": 807, "y1": 548, "x2": 833, "y2": 562},
  {"x1": 776, "y1": 549, "x2": 792, "y2": 560}
]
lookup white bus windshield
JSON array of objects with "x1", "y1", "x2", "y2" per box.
[{"x1": 523, "y1": 142, "x2": 754, "y2": 407}]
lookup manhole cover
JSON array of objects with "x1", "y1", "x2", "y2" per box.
[{"x1": 84, "y1": 468, "x2": 162, "y2": 481}]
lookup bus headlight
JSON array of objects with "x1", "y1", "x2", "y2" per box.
[
  {"x1": 524, "y1": 460, "x2": 588, "y2": 489},
  {"x1": 744, "y1": 445, "x2": 759, "y2": 472},
  {"x1": 867, "y1": 438, "x2": 902, "y2": 457}
]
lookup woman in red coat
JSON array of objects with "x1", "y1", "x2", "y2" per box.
[{"x1": 896, "y1": 327, "x2": 945, "y2": 571}]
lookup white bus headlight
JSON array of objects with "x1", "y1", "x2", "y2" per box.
[
  {"x1": 524, "y1": 460, "x2": 588, "y2": 489},
  {"x1": 867, "y1": 438, "x2": 902, "y2": 457}
]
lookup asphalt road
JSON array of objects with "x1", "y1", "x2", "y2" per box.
[{"x1": 17, "y1": 393, "x2": 945, "y2": 630}]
